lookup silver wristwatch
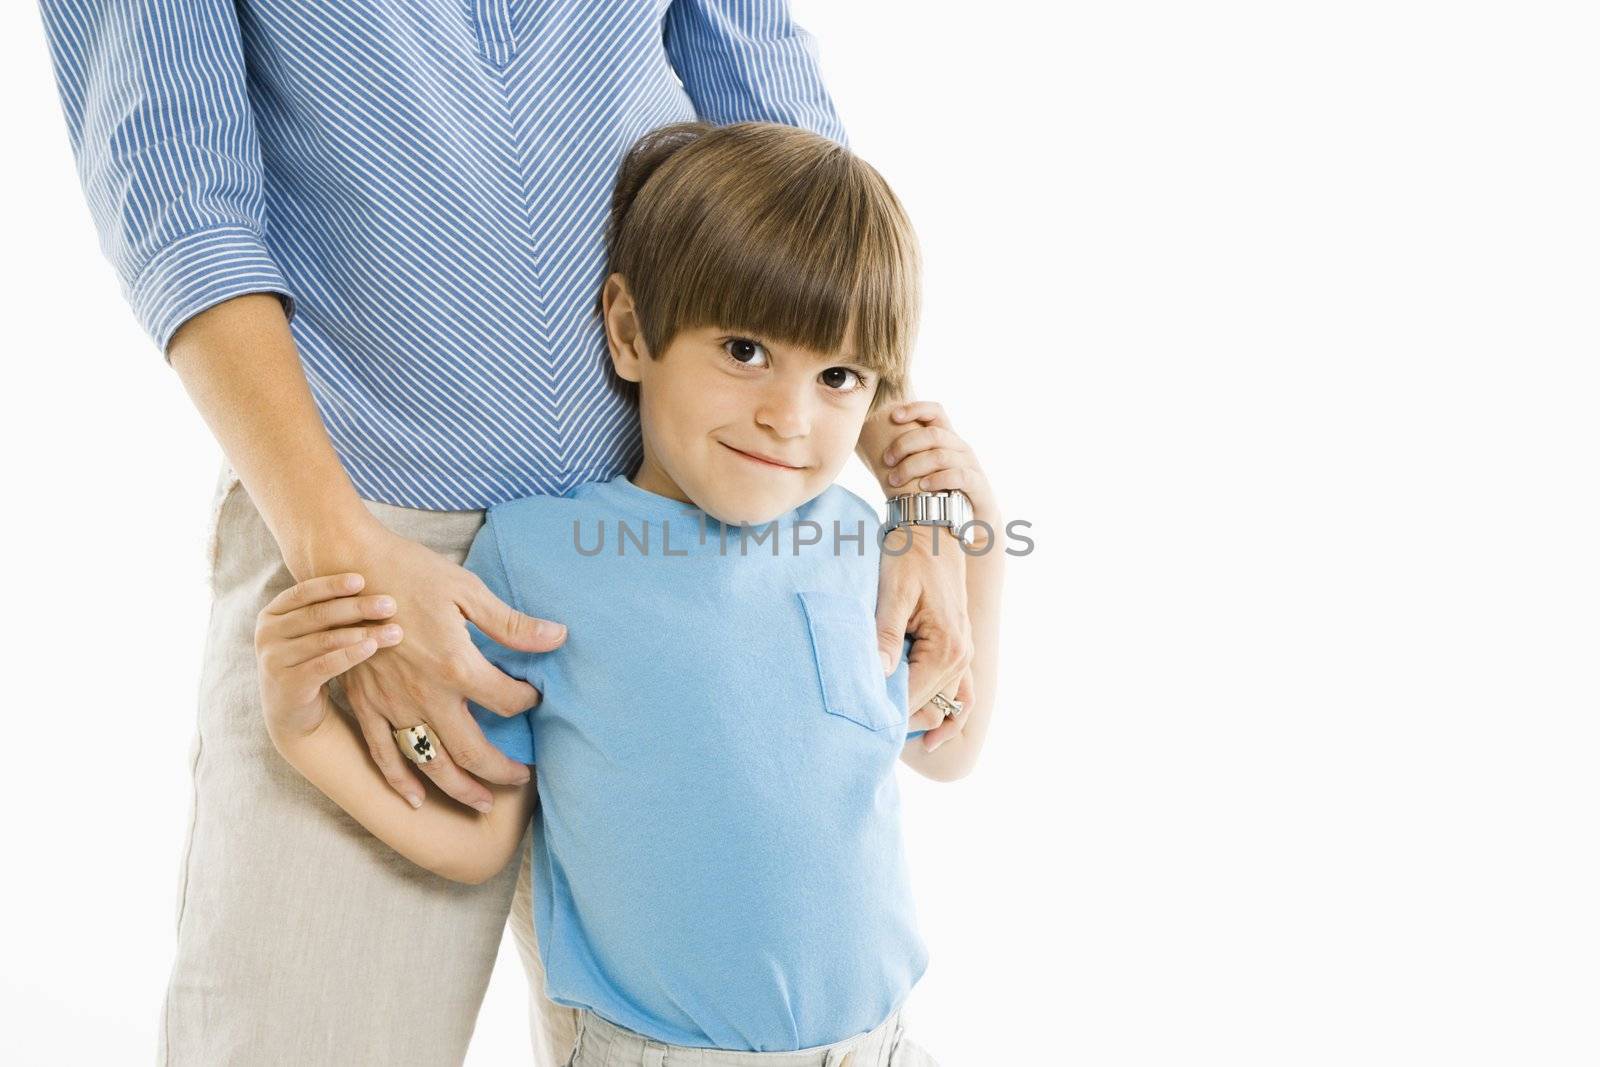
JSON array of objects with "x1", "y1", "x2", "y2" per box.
[{"x1": 884, "y1": 490, "x2": 978, "y2": 548}]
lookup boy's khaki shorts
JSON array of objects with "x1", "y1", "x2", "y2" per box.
[{"x1": 158, "y1": 465, "x2": 573, "y2": 1066}]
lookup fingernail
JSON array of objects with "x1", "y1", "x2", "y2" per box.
[
  {"x1": 375, "y1": 596, "x2": 395, "y2": 611},
  {"x1": 880, "y1": 651, "x2": 893, "y2": 674},
  {"x1": 406, "y1": 794, "x2": 422, "y2": 809},
  {"x1": 516, "y1": 769, "x2": 532, "y2": 784},
  {"x1": 473, "y1": 799, "x2": 493, "y2": 814},
  {"x1": 344, "y1": 574, "x2": 363, "y2": 591},
  {"x1": 882, "y1": 451, "x2": 896, "y2": 465}
]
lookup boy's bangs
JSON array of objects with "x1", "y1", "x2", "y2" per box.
[{"x1": 651, "y1": 166, "x2": 917, "y2": 385}]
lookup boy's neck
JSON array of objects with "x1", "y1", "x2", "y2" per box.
[{"x1": 628, "y1": 454, "x2": 694, "y2": 505}]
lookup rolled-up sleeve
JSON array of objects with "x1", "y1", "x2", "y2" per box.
[
  {"x1": 662, "y1": 0, "x2": 848, "y2": 146},
  {"x1": 38, "y1": 0, "x2": 295, "y2": 362}
]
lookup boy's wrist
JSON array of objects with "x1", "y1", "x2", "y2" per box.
[{"x1": 265, "y1": 702, "x2": 335, "y2": 758}]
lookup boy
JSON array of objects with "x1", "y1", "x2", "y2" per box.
[{"x1": 255, "y1": 122, "x2": 1004, "y2": 1063}]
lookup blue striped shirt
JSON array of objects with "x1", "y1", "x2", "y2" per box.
[{"x1": 39, "y1": 0, "x2": 847, "y2": 509}]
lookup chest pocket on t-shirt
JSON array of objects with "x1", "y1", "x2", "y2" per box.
[{"x1": 796, "y1": 590, "x2": 905, "y2": 732}]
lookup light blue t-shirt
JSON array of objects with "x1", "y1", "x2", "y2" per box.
[{"x1": 463, "y1": 473, "x2": 928, "y2": 1051}]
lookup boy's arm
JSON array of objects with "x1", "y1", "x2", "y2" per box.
[
  {"x1": 877, "y1": 402, "x2": 1006, "y2": 782},
  {"x1": 268, "y1": 711, "x2": 535, "y2": 885},
  {"x1": 253, "y1": 560, "x2": 540, "y2": 886}
]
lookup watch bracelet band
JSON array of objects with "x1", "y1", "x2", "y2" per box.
[{"x1": 884, "y1": 490, "x2": 972, "y2": 532}]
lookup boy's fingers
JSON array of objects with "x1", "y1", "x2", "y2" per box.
[
  {"x1": 282, "y1": 623, "x2": 403, "y2": 670},
  {"x1": 278, "y1": 592, "x2": 398, "y2": 640},
  {"x1": 881, "y1": 425, "x2": 953, "y2": 467},
  {"x1": 265, "y1": 572, "x2": 365, "y2": 615},
  {"x1": 887, "y1": 447, "x2": 960, "y2": 489},
  {"x1": 294, "y1": 636, "x2": 380, "y2": 685},
  {"x1": 890, "y1": 401, "x2": 950, "y2": 428},
  {"x1": 913, "y1": 469, "x2": 971, "y2": 493}
]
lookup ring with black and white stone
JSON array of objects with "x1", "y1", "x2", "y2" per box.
[
  {"x1": 393, "y1": 723, "x2": 437, "y2": 764},
  {"x1": 928, "y1": 692, "x2": 964, "y2": 719}
]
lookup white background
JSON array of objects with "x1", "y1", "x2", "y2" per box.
[{"x1": 4, "y1": 1, "x2": 1597, "y2": 1064}]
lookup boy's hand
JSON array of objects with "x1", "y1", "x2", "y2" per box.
[
  {"x1": 881, "y1": 400, "x2": 999, "y2": 524},
  {"x1": 255, "y1": 572, "x2": 405, "y2": 745}
]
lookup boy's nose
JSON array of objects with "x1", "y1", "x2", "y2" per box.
[{"x1": 754, "y1": 389, "x2": 811, "y2": 438}]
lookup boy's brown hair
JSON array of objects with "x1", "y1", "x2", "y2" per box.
[{"x1": 598, "y1": 121, "x2": 921, "y2": 413}]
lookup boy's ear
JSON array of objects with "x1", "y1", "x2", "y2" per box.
[{"x1": 602, "y1": 273, "x2": 649, "y2": 383}]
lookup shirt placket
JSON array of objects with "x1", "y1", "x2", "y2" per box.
[{"x1": 472, "y1": 0, "x2": 517, "y2": 68}]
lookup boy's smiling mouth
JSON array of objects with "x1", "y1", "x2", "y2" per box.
[{"x1": 718, "y1": 441, "x2": 808, "y2": 471}]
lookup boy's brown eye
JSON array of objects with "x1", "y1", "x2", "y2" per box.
[
  {"x1": 821, "y1": 367, "x2": 867, "y2": 392},
  {"x1": 724, "y1": 338, "x2": 767, "y2": 365}
]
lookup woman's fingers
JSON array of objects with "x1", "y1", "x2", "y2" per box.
[
  {"x1": 908, "y1": 656, "x2": 966, "y2": 733},
  {"x1": 918, "y1": 668, "x2": 974, "y2": 752},
  {"x1": 409, "y1": 736, "x2": 497, "y2": 814},
  {"x1": 350, "y1": 701, "x2": 427, "y2": 809},
  {"x1": 421, "y1": 700, "x2": 531, "y2": 789},
  {"x1": 907, "y1": 699, "x2": 945, "y2": 733},
  {"x1": 904, "y1": 625, "x2": 972, "y2": 728}
]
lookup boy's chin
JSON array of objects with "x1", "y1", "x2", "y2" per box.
[
  {"x1": 706, "y1": 505, "x2": 787, "y2": 528},
  {"x1": 702, "y1": 491, "x2": 805, "y2": 528}
]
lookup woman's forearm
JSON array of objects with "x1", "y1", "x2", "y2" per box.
[
  {"x1": 907, "y1": 517, "x2": 1005, "y2": 781},
  {"x1": 167, "y1": 293, "x2": 380, "y2": 579},
  {"x1": 268, "y1": 707, "x2": 536, "y2": 884}
]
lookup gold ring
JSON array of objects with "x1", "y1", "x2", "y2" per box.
[{"x1": 393, "y1": 723, "x2": 437, "y2": 764}]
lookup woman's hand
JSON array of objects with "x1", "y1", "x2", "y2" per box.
[
  {"x1": 878, "y1": 401, "x2": 1000, "y2": 751},
  {"x1": 255, "y1": 572, "x2": 404, "y2": 745},
  {"x1": 254, "y1": 570, "x2": 540, "y2": 886},
  {"x1": 326, "y1": 522, "x2": 565, "y2": 814},
  {"x1": 856, "y1": 400, "x2": 984, "y2": 750}
]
